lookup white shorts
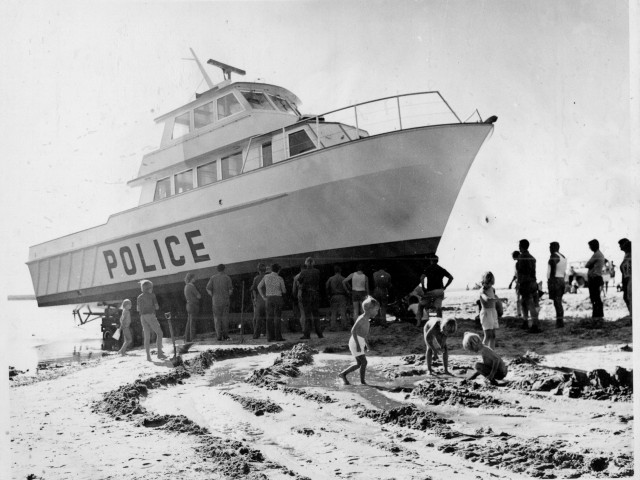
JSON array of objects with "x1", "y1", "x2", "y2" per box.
[
  {"x1": 348, "y1": 335, "x2": 366, "y2": 357},
  {"x1": 480, "y1": 308, "x2": 499, "y2": 330}
]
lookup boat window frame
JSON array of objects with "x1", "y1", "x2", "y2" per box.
[
  {"x1": 194, "y1": 101, "x2": 215, "y2": 130},
  {"x1": 173, "y1": 168, "x2": 194, "y2": 195},
  {"x1": 261, "y1": 141, "x2": 273, "y2": 167},
  {"x1": 268, "y1": 94, "x2": 295, "y2": 115},
  {"x1": 240, "y1": 90, "x2": 276, "y2": 111},
  {"x1": 153, "y1": 176, "x2": 173, "y2": 201},
  {"x1": 216, "y1": 91, "x2": 245, "y2": 121},
  {"x1": 196, "y1": 159, "x2": 219, "y2": 187},
  {"x1": 171, "y1": 111, "x2": 192, "y2": 140},
  {"x1": 220, "y1": 151, "x2": 243, "y2": 180},
  {"x1": 287, "y1": 127, "x2": 317, "y2": 158}
]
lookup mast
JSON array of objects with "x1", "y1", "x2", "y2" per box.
[{"x1": 189, "y1": 47, "x2": 215, "y2": 89}]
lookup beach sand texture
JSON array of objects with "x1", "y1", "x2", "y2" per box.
[{"x1": 9, "y1": 289, "x2": 633, "y2": 479}]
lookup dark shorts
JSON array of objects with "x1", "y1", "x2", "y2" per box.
[
  {"x1": 547, "y1": 277, "x2": 565, "y2": 299},
  {"x1": 352, "y1": 290, "x2": 367, "y2": 303}
]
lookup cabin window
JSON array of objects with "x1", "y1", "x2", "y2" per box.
[
  {"x1": 261, "y1": 142, "x2": 273, "y2": 167},
  {"x1": 221, "y1": 152, "x2": 243, "y2": 179},
  {"x1": 217, "y1": 93, "x2": 243, "y2": 119},
  {"x1": 174, "y1": 170, "x2": 193, "y2": 194},
  {"x1": 269, "y1": 94, "x2": 294, "y2": 114},
  {"x1": 241, "y1": 91, "x2": 275, "y2": 111},
  {"x1": 197, "y1": 161, "x2": 218, "y2": 187},
  {"x1": 154, "y1": 177, "x2": 172, "y2": 200},
  {"x1": 172, "y1": 112, "x2": 190, "y2": 139},
  {"x1": 194, "y1": 102, "x2": 214, "y2": 129},
  {"x1": 288, "y1": 130, "x2": 316, "y2": 156}
]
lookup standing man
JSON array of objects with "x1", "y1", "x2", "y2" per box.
[
  {"x1": 325, "y1": 265, "x2": 349, "y2": 331},
  {"x1": 183, "y1": 272, "x2": 201, "y2": 343},
  {"x1": 297, "y1": 257, "x2": 324, "y2": 339},
  {"x1": 416, "y1": 254, "x2": 453, "y2": 325},
  {"x1": 618, "y1": 238, "x2": 632, "y2": 316},
  {"x1": 584, "y1": 239, "x2": 605, "y2": 319},
  {"x1": 372, "y1": 265, "x2": 392, "y2": 325},
  {"x1": 206, "y1": 264, "x2": 233, "y2": 341},
  {"x1": 547, "y1": 242, "x2": 567, "y2": 328},
  {"x1": 516, "y1": 239, "x2": 541, "y2": 333},
  {"x1": 258, "y1": 263, "x2": 287, "y2": 342},
  {"x1": 250, "y1": 263, "x2": 267, "y2": 339},
  {"x1": 292, "y1": 264, "x2": 306, "y2": 331}
]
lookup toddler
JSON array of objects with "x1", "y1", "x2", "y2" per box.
[
  {"x1": 479, "y1": 271, "x2": 499, "y2": 349},
  {"x1": 339, "y1": 296, "x2": 379, "y2": 385},
  {"x1": 462, "y1": 332, "x2": 507, "y2": 385}
]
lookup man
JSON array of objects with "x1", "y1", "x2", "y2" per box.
[
  {"x1": 417, "y1": 254, "x2": 453, "y2": 325},
  {"x1": 325, "y1": 265, "x2": 349, "y2": 331},
  {"x1": 250, "y1": 263, "x2": 267, "y2": 339},
  {"x1": 297, "y1": 257, "x2": 324, "y2": 339},
  {"x1": 372, "y1": 265, "x2": 392, "y2": 325},
  {"x1": 618, "y1": 238, "x2": 632, "y2": 316},
  {"x1": 584, "y1": 239, "x2": 605, "y2": 319},
  {"x1": 292, "y1": 264, "x2": 306, "y2": 331},
  {"x1": 258, "y1": 263, "x2": 287, "y2": 342},
  {"x1": 206, "y1": 264, "x2": 233, "y2": 341},
  {"x1": 516, "y1": 239, "x2": 541, "y2": 333},
  {"x1": 547, "y1": 241, "x2": 567, "y2": 328}
]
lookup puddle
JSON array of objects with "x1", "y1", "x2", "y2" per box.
[
  {"x1": 285, "y1": 356, "x2": 420, "y2": 410},
  {"x1": 207, "y1": 353, "x2": 281, "y2": 387}
]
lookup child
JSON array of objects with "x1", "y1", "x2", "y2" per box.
[
  {"x1": 339, "y1": 296, "x2": 379, "y2": 385},
  {"x1": 117, "y1": 299, "x2": 133, "y2": 355},
  {"x1": 479, "y1": 271, "x2": 499, "y2": 349},
  {"x1": 462, "y1": 332, "x2": 508, "y2": 385},
  {"x1": 424, "y1": 317, "x2": 457, "y2": 375},
  {"x1": 136, "y1": 280, "x2": 165, "y2": 361}
]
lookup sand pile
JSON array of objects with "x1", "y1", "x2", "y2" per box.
[
  {"x1": 411, "y1": 379, "x2": 510, "y2": 408},
  {"x1": 357, "y1": 404, "x2": 454, "y2": 436},
  {"x1": 224, "y1": 393, "x2": 283, "y2": 415},
  {"x1": 509, "y1": 365, "x2": 633, "y2": 401},
  {"x1": 438, "y1": 435, "x2": 633, "y2": 478}
]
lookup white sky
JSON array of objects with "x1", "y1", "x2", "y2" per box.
[{"x1": 1, "y1": 0, "x2": 638, "y2": 295}]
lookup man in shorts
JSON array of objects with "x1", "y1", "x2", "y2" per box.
[
  {"x1": 416, "y1": 254, "x2": 453, "y2": 326},
  {"x1": 136, "y1": 280, "x2": 165, "y2": 361}
]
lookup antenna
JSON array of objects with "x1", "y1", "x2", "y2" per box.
[
  {"x1": 207, "y1": 58, "x2": 246, "y2": 81},
  {"x1": 188, "y1": 48, "x2": 215, "y2": 89}
]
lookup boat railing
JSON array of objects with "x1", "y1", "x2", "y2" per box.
[{"x1": 243, "y1": 91, "x2": 466, "y2": 170}]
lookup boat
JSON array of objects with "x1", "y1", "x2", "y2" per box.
[{"x1": 27, "y1": 52, "x2": 496, "y2": 328}]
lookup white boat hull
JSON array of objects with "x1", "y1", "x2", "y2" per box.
[{"x1": 28, "y1": 123, "x2": 493, "y2": 306}]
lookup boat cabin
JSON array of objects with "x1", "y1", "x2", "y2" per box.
[{"x1": 129, "y1": 79, "x2": 366, "y2": 206}]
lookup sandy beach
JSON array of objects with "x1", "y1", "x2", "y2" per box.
[{"x1": 8, "y1": 289, "x2": 634, "y2": 479}]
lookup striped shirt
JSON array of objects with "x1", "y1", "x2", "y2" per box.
[{"x1": 259, "y1": 272, "x2": 286, "y2": 297}]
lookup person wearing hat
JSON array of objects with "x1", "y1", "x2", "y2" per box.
[{"x1": 547, "y1": 241, "x2": 567, "y2": 328}]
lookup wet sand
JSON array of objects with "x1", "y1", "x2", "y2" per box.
[{"x1": 8, "y1": 289, "x2": 634, "y2": 479}]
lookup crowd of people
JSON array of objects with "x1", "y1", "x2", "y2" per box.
[{"x1": 115, "y1": 237, "x2": 631, "y2": 369}]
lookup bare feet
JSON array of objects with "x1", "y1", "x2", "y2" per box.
[
  {"x1": 339, "y1": 373, "x2": 350, "y2": 385},
  {"x1": 146, "y1": 356, "x2": 152, "y2": 362},
  {"x1": 360, "y1": 380, "x2": 368, "y2": 385}
]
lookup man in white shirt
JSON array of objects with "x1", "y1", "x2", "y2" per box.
[{"x1": 547, "y1": 242, "x2": 567, "y2": 328}]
